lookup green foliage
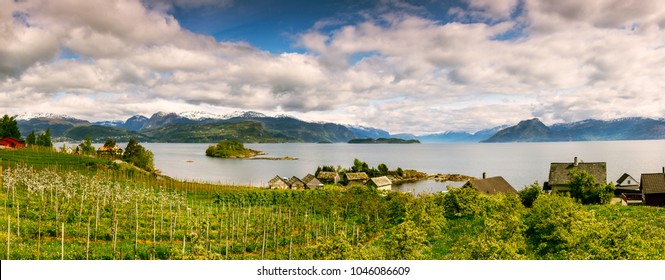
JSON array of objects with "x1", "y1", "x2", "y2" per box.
[
  {"x1": 524, "y1": 195, "x2": 592, "y2": 258},
  {"x1": 442, "y1": 186, "x2": 485, "y2": 219},
  {"x1": 35, "y1": 127, "x2": 53, "y2": 147},
  {"x1": 122, "y1": 138, "x2": 154, "y2": 172},
  {"x1": 381, "y1": 220, "x2": 428, "y2": 259},
  {"x1": 518, "y1": 181, "x2": 543, "y2": 207},
  {"x1": 0, "y1": 114, "x2": 21, "y2": 139},
  {"x1": 78, "y1": 135, "x2": 96, "y2": 155},
  {"x1": 26, "y1": 131, "x2": 36, "y2": 145},
  {"x1": 567, "y1": 170, "x2": 615, "y2": 204},
  {"x1": 103, "y1": 138, "x2": 116, "y2": 148}
]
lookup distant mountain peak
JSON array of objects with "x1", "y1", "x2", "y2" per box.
[{"x1": 177, "y1": 111, "x2": 224, "y2": 121}]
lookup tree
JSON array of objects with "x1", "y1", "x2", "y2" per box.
[
  {"x1": 35, "y1": 128, "x2": 53, "y2": 147},
  {"x1": 0, "y1": 114, "x2": 21, "y2": 139},
  {"x1": 518, "y1": 182, "x2": 543, "y2": 207},
  {"x1": 26, "y1": 131, "x2": 36, "y2": 146},
  {"x1": 567, "y1": 170, "x2": 615, "y2": 205},
  {"x1": 103, "y1": 138, "x2": 116, "y2": 148},
  {"x1": 78, "y1": 135, "x2": 95, "y2": 155},
  {"x1": 123, "y1": 137, "x2": 154, "y2": 171},
  {"x1": 378, "y1": 163, "x2": 389, "y2": 175}
]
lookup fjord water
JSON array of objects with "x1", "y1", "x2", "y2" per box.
[{"x1": 142, "y1": 140, "x2": 665, "y2": 193}]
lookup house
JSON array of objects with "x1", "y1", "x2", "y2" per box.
[
  {"x1": 366, "y1": 176, "x2": 392, "y2": 191},
  {"x1": 463, "y1": 173, "x2": 517, "y2": 195},
  {"x1": 97, "y1": 145, "x2": 123, "y2": 159},
  {"x1": 268, "y1": 175, "x2": 289, "y2": 189},
  {"x1": 615, "y1": 173, "x2": 640, "y2": 196},
  {"x1": 287, "y1": 176, "x2": 305, "y2": 190},
  {"x1": 344, "y1": 172, "x2": 369, "y2": 186},
  {"x1": 302, "y1": 174, "x2": 324, "y2": 189},
  {"x1": 317, "y1": 171, "x2": 340, "y2": 184},
  {"x1": 544, "y1": 157, "x2": 606, "y2": 194},
  {"x1": 0, "y1": 137, "x2": 26, "y2": 149},
  {"x1": 640, "y1": 168, "x2": 665, "y2": 207}
]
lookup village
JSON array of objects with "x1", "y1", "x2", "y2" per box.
[{"x1": 266, "y1": 155, "x2": 665, "y2": 208}]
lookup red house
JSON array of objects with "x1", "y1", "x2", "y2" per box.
[{"x1": 0, "y1": 137, "x2": 26, "y2": 149}]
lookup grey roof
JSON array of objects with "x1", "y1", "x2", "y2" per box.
[
  {"x1": 302, "y1": 174, "x2": 316, "y2": 184},
  {"x1": 287, "y1": 176, "x2": 304, "y2": 186},
  {"x1": 548, "y1": 161, "x2": 607, "y2": 186},
  {"x1": 345, "y1": 172, "x2": 369, "y2": 181},
  {"x1": 464, "y1": 176, "x2": 517, "y2": 195},
  {"x1": 268, "y1": 176, "x2": 289, "y2": 188},
  {"x1": 368, "y1": 176, "x2": 392, "y2": 187},
  {"x1": 640, "y1": 173, "x2": 665, "y2": 194},
  {"x1": 305, "y1": 177, "x2": 323, "y2": 188},
  {"x1": 317, "y1": 171, "x2": 339, "y2": 180},
  {"x1": 616, "y1": 173, "x2": 638, "y2": 186}
]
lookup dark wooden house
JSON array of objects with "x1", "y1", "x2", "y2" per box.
[
  {"x1": 344, "y1": 172, "x2": 369, "y2": 186},
  {"x1": 316, "y1": 171, "x2": 340, "y2": 184},
  {"x1": 640, "y1": 168, "x2": 665, "y2": 207},
  {"x1": 287, "y1": 176, "x2": 305, "y2": 190},
  {"x1": 302, "y1": 174, "x2": 324, "y2": 189},
  {"x1": 544, "y1": 157, "x2": 606, "y2": 194}
]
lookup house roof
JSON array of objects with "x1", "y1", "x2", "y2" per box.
[
  {"x1": 368, "y1": 176, "x2": 392, "y2": 187},
  {"x1": 640, "y1": 173, "x2": 665, "y2": 194},
  {"x1": 464, "y1": 176, "x2": 517, "y2": 195},
  {"x1": 548, "y1": 161, "x2": 607, "y2": 186},
  {"x1": 302, "y1": 174, "x2": 316, "y2": 184},
  {"x1": 305, "y1": 177, "x2": 323, "y2": 187},
  {"x1": 317, "y1": 171, "x2": 339, "y2": 180},
  {"x1": 345, "y1": 172, "x2": 369, "y2": 181},
  {"x1": 616, "y1": 173, "x2": 638, "y2": 186},
  {"x1": 287, "y1": 176, "x2": 304, "y2": 186},
  {"x1": 268, "y1": 175, "x2": 287, "y2": 185}
]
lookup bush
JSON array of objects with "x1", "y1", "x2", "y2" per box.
[
  {"x1": 568, "y1": 170, "x2": 615, "y2": 205},
  {"x1": 518, "y1": 182, "x2": 542, "y2": 207}
]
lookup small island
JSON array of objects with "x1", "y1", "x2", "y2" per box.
[
  {"x1": 205, "y1": 140, "x2": 265, "y2": 158},
  {"x1": 348, "y1": 138, "x2": 421, "y2": 144}
]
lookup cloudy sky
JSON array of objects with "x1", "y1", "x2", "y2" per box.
[{"x1": 2, "y1": 0, "x2": 664, "y2": 134}]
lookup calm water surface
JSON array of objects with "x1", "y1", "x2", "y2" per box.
[{"x1": 141, "y1": 140, "x2": 665, "y2": 194}]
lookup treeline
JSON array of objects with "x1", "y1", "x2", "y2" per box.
[{"x1": 316, "y1": 158, "x2": 406, "y2": 178}]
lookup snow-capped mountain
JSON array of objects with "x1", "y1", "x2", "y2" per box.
[{"x1": 13, "y1": 113, "x2": 85, "y2": 122}]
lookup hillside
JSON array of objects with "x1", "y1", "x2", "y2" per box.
[
  {"x1": 484, "y1": 117, "x2": 665, "y2": 142},
  {"x1": 483, "y1": 118, "x2": 552, "y2": 142}
]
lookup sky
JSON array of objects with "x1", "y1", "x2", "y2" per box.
[{"x1": 1, "y1": 0, "x2": 665, "y2": 134}]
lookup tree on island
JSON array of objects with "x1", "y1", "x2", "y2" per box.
[{"x1": 206, "y1": 140, "x2": 263, "y2": 158}]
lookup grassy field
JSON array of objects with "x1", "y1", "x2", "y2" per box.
[{"x1": 1, "y1": 148, "x2": 664, "y2": 260}]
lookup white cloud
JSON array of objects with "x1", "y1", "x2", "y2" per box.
[{"x1": 1, "y1": 0, "x2": 664, "y2": 134}]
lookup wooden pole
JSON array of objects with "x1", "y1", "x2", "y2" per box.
[{"x1": 61, "y1": 223, "x2": 65, "y2": 260}]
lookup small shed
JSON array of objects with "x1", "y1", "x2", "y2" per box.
[
  {"x1": 268, "y1": 175, "x2": 289, "y2": 189},
  {"x1": 463, "y1": 176, "x2": 517, "y2": 195},
  {"x1": 317, "y1": 171, "x2": 340, "y2": 184},
  {"x1": 366, "y1": 176, "x2": 392, "y2": 191},
  {"x1": 615, "y1": 173, "x2": 640, "y2": 195},
  {"x1": 302, "y1": 174, "x2": 324, "y2": 189},
  {"x1": 344, "y1": 172, "x2": 369, "y2": 186},
  {"x1": 544, "y1": 157, "x2": 606, "y2": 194},
  {"x1": 0, "y1": 137, "x2": 26, "y2": 149},
  {"x1": 287, "y1": 176, "x2": 305, "y2": 190},
  {"x1": 640, "y1": 168, "x2": 665, "y2": 207}
]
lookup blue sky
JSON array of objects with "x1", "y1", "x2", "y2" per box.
[{"x1": 2, "y1": 0, "x2": 664, "y2": 134}]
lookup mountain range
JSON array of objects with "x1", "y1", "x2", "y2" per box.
[{"x1": 12, "y1": 112, "x2": 665, "y2": 143}]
